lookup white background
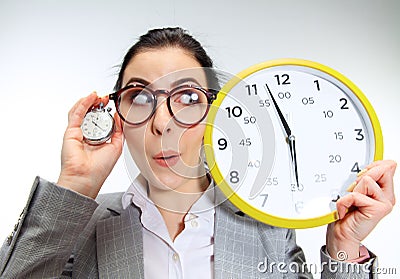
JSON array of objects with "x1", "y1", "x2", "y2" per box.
[{"x1": 0, "y1": 0, "x2": 399, "y2": 277}]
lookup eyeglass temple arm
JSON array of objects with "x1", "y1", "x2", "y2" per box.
[
  {"x1": 109, "y1": 93, "x2": 118, "y2": 101},
  {"x1": 208, "y1": 90, "x2": 218, "y2": 103}
]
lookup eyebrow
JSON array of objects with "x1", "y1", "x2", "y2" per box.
[
  {"x1": 124, "y1": 77, "x2": 150, "y2": 87},
  {"x1": 123, "y1": 77, "x2": 202, "y2": 88},
  {"x1": 171, "y1": 77, "x2": 202, "y2": 88}
]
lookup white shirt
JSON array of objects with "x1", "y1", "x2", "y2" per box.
[{"x1": 122, "y1": 174, "x2": 215, "y2": 279}]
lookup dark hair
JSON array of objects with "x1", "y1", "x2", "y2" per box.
[{"x1": 114, "y1": 27, "x2": 219, "y2": 91}]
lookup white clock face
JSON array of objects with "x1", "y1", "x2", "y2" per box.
[
  {"x1": 205, "y1": 61, "x2": 382, "y2": 228},
  {"x1": 81, "y1": 110, "x2": 113, "y2": 141}
]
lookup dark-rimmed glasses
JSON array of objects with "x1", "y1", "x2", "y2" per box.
[{"x1": 109, "y1": 84, "x2": 217, "y2": 126}]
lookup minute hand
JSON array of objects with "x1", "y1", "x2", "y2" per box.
[
  {"x1": 265, "y1": 83, "x2": 291, "y2": 137},
  {"x1": 265, "y1": 83, "x2": 300, "y2": 188}
]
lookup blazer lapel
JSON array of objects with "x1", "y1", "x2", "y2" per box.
[
  {"x1": 96, "y1": 205, "x2": 144, "y2": 278},
  {"x1": 214, "y1": 200, "x2": 260, "y2": 279}
]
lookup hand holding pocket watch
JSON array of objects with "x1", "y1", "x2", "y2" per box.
[{"x1": 58, "y1": 93, "x2": 124, "y2": 199}]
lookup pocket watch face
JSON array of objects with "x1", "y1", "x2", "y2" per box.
[
  {"x1": 204, "y1": 59, "x2": 383, "y2": 228},
  {"x1": 81, "y1": 108, "x2": 114, "y2": 144}
]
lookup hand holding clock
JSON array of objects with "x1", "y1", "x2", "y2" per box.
[
  {"x1": 326, "y1": 160, "x2": 397, "y2": 261},
  {"x1": 57, "y1": 92, "x2": 124, "y2": 199}
]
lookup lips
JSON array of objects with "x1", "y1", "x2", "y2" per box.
[{"x1": 153, "y1": 150, "x2": 180, "y2": 167}]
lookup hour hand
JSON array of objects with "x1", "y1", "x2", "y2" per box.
[{"x1": 288, "y1": 135, "x2": 300, "y2": 188}]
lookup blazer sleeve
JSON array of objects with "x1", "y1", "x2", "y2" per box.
[
  {"x1": 0, "y1": 177, "x2": 98, "y2": 279},
  {"x1": 283, "y1": 228, "x2": 314, "y2": 278},
  {"x1": 320, "y1": 245, "x2": 378, "y2": 279}
]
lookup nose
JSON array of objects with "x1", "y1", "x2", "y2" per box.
[{"x1": 151, "y1": 95, "x2": 173, "y2": 135}]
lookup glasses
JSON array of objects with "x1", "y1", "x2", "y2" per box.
[{"x1": 109, "y1": 84, "x2": 218, "y2": 126}]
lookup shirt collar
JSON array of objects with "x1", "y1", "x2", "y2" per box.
[
  {"x1": 122, "y1": 173, "x2": 149, "y2": 210},
  {"x1": 121, "y1": 173, "x2": 215, "y2": 222}
]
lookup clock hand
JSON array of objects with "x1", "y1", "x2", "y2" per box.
[
  {"x1": 288, "y1": 135, "x2": 300, "y2": 190},
  {"x1": 92, "y1": 121, "x2": 106, "y2": 132},
  {"x1": 265, "y1": 83, "x2": 300, "y2": 189},
  {"x1": 265, "y1": 83, "x2": 291, "y2": 137}
]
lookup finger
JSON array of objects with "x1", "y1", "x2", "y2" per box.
[
  {"x1": 355, "y1": 160, "x2": 396, "y2": 205},
  {"x1": 110, "y1": 112, "x2": 124, "y2": 151},
  {"x1": 352, "y1": 176, "x2": 385, "y2": 202},
  {"x1": 337, "y1": 178, "x2": 394, "y2": 220},
  {"x1": 365, "y1": 159, "x2": 396, "y2": 169},
  {"x1": 338, "y1": 191, "x2": 373, "y2": 213},
  {"x1": 114, "y1": 112, "x2": 123, "y2": 134},
  {"x1": 336, "y1": 192, "x2": 373, "y2": 219},
  {"x1": 359, "y1": 160, "x2": 397, "y2": 180},
  {"x1": 68, "y1": 92, "x2": 98, "y2": 128},
  {"x1": 93, "y1": 94, "x2": 110, "y2": 108}
]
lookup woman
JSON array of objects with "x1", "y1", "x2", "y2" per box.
[{"x1": 0, "y1": 27, "x2": 396, "y2": 278}]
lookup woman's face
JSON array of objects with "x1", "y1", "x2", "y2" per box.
[{"x1": 121, "y1": 47, "x2": 208, "y2": 192}]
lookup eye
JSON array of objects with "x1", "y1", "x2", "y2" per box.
[
  {"x1": 174, "y1": 90, "x2": 201, "y2": 105},
  {"x1": 121, "y1": 87, "x2": 153, "y2": 106},
  {"x1": 132, "y1": 92, "x2": 153, "y2": 105}
]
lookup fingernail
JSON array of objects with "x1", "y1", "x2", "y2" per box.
[
  {"x1": 346, "y1": 181, "x2": 357, "y2": 192},
  {"x1": 357, "y1": 168, "x2": 368, "y2": 177}
]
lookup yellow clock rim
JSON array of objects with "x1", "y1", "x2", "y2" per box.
[{"x1": 204, "y1": 58, "x2": 384, "y2": 229}]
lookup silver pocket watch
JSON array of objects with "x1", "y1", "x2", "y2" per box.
[{"x1": 81, "y1": 103, "x2": 115, "y2": 145}]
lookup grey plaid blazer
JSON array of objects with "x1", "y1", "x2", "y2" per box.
[{"x1": 0, "y1": 177, "x2": 377, "y2": 278}]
